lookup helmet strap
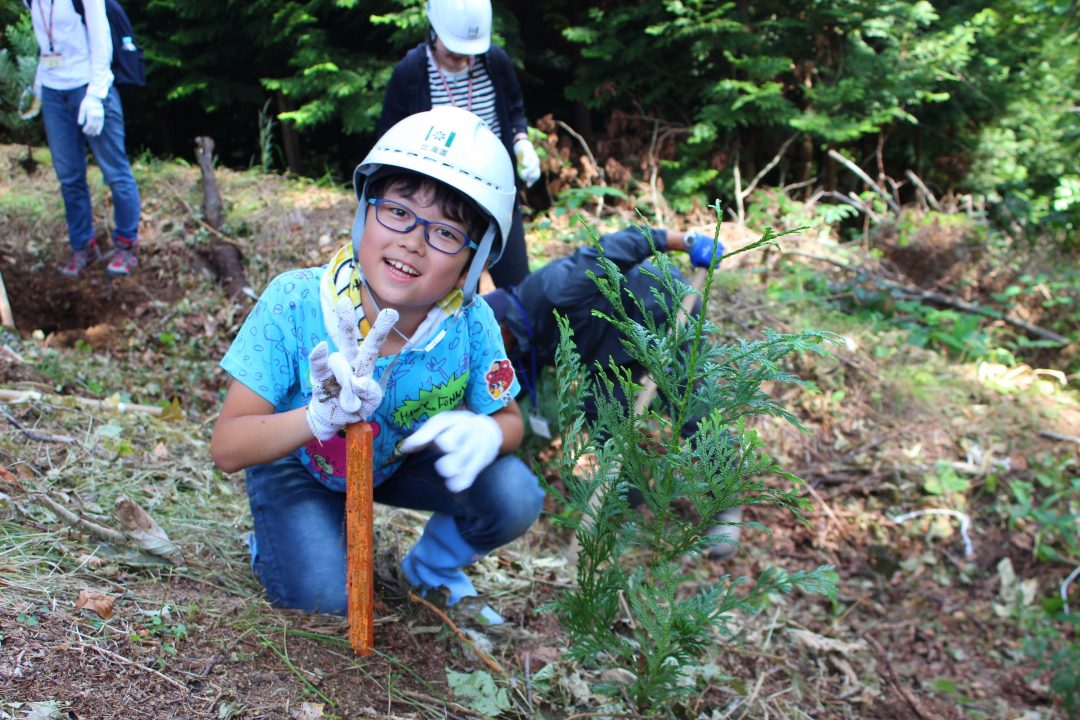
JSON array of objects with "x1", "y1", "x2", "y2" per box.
[
  {"x1": 462, "y1": 224, "x2": 495, "y2": 306},
  {"x1": 350, "y1": 189, "x2": 369, "y2": 266}
]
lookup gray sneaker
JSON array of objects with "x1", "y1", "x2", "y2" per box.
[
  {"x1": 58, "y1": 238, "x2": 102, "y2": 277},
  {"x1": 704, "y1": 506, "x2": 743, "y2": 560},
  {"x1": 106, "y1": 237, "x2": 139, "y2": 277}
]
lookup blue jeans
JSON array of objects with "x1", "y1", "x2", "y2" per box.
[
  {"x1": 41, "y1": 85, "x2": 140, "y2": 251},
  {"x1": 244, "y1": 447, "x2": 544, "y2": 614}
]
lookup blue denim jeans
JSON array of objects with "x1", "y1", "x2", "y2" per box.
[
  {"x1": 41, "y1": 85, "x2": 141, "y2": 251},
  {"x1": 244, "y1": 447, "x2": 544, "y2": 614}
]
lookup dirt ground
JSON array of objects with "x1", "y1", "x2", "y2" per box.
[{"x1": 1, "y1": 145, "x2": 1077, "y2": 719}]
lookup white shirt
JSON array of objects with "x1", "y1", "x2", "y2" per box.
[
  {"x1": 29, "y1": 0, "x2": 113, "y2": 98},
  {"x1": 425, "y1": 45, "x2": 501, "y2": 138}
]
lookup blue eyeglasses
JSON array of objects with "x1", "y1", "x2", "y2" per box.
[{"x1": 367, "y1": 198, "x2": 477, "y2": 255}]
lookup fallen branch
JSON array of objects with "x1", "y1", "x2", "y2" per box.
[
  {"x1": 2, "y1": 409, "x2": 76, "y2": 443},
  {"x1": 904, "y1": 170, "x2": 943, "y2": 212},
  {"x1": 0, "y1": 388, "x2": 164, "y2": 415},
  {"x1": 406, "y1": 591, "x2": 505, "y2": 676},
  {"x1": 60, "y1": 642, "x2": 187, "y2": 691},
  {"x1": 865, "y1": 634, "x2": 937, "y2": 720},
  {"x1": 1039, "y1": 429, "x2": 1080, "y2": 444},
  {"x1": 396, "y1": 689, "x2": 488, "y2": 718},
  {"x1": 784, "y1": 251, "x2": 1071, "y2": 346},
  {"x1": 32, "y1": 493, "x2": 126, "y2": 544},
  {"x1": 827, "y1": 149, "x2": 901, "y2": 216}
]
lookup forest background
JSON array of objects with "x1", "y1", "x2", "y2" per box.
[{"x1": 2, "y1": 0, "x2": 1078, "y2": 243}]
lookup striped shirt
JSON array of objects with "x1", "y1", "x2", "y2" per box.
[{"x1": 426, "y1": 46, "x2": 502, "y2": 139}]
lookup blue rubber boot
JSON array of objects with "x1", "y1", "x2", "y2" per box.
[
  {"x1": 402, "y1": 513, "x2": 506, "y2": 625},
  {"x1": 402, "y1": 513, "x2": 482, "y2": 605}
]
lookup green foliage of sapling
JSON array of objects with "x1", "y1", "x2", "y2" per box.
[{"x1": 546, "y1": 209, "x2": 839, "y2": 713}]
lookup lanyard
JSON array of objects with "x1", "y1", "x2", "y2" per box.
[
  {"x1": 38, "y1": 0, "x2": 57, "y2": 53},
  {"x1": 506, "y1": 289, "x2": 539, "y2": 409},
  {"x1": 434, "y1": 58, "x2": 474, "y2": 112}
]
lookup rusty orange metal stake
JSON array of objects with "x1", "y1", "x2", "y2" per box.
[{"x1": 345, "y1": 421, "x2": 375, "y2": 655}]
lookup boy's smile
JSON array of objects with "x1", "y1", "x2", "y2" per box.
[{"x1": 357, "y1": 186, "x2": 471, "y2": 336}]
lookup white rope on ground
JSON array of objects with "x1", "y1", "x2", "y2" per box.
[
  {"x1": 892, "y1": 508, "x2": 974, "y2": 558},
  {"x1": 1061, "y1": 565, "x2": 1080, "y2": 615}
]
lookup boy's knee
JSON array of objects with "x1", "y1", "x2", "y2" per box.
[
  {"x1": 466, "y1": 455, "x2": 544, "y2": 546},
  {"x1": 258, "y1": 560, "x2": 347, "y2": 615},
  {"x1": 497, "y1": 455, "x2": 544, "y2": 517}
]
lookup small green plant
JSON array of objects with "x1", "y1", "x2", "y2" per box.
[
  {"x1": 1006, "y1": 453, "x2": 1080, "y2": 564},
  {"x1": 134, "y1": 605, "x2": 189, "y2": 665},
  {"x1": 547, "y1": 213, "x2": 838, "y2": 714},
  {"x1": 1001, "y1": 452, "x2": 1080, "y2": 711}
]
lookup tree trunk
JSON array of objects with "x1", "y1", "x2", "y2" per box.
[
  {"x1": 194, "y1": 136, "x2": 251, "y2": 300},
  {"x1": 275, "y1": 92, "x2": 303, "y2": 176}
]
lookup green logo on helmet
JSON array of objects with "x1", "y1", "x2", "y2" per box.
[{"x1": 424, "y1": 126, "x2": 456, "y2": 148}]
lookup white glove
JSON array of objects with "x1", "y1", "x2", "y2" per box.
[
  {"x1": 399, "y1": 410, "x2": 502, "y2": 493},
  {"x1": 305, "y1": 299, "x2": 399, "y2": 441},
  {"x1": 77, "y1": 94, "x2": 105, "y2": 136},
  {"x1": 18, "y1": 84, "x2": 42, "y2": 121},
  {"x1": 514, "y1": 139, "x2": 541, "y2": 188}
]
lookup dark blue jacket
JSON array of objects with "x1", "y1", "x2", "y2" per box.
[
  {"x1": 505, "y1": 226, "x2": 690, "y2": 371},
  {"x1": 377, "y1": 42, "x2": 528, "y2": 167}
]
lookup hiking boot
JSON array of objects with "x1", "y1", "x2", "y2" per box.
[
  {"x1": 106, "y1": 237, "x2": 139, "y2": 277},
  {"x1": 58, "y1": 238, "x2": 101, "y2": 277},
  {"x1": 704, "y1": 506, "x2": 743, "y2": 560}
]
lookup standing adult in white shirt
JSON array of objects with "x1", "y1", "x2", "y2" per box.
[{"x1": 26, "y1": 0, "x2": 141, "y2": 277}]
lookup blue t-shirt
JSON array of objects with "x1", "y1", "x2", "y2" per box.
[{"x1": 220, "y1": 266, "x2": 520, "y2": 491}]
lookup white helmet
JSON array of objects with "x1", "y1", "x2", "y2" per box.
[
  {"x1": 352, "y1": 106, "x2": 515, "y2": 304},
  {"x1": 427, "y1": 0, "x2": 491, "y2": 56}
]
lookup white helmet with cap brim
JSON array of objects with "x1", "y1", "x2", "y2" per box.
[{"x1": 352, "y1": 106, "x2": 515, "y2": 305}]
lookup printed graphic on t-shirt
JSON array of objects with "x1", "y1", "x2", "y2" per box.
[{"x1": 485, "y1": 359, "x2": 515, "y2": 399}]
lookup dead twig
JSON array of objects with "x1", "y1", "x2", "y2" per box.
[
  {"x1": 59, "y1": 641, "x2": 188, "y2": 692},
  {"x1": 0, "y1": 388, "x2": 164, "y2": 415},
  {"x1": 865, "y1": 634, "x2": 936, "y2": 720},
  {"x1": 802, "y1": 481, "x2": 849, "y2": 542},
  {"x1": 2, "y1": 409, "x2": 76, "y2": 443},
  {"x1": 784, "y1": 251, "x2": 1071, "y2": 346},
  {"x1": 396, "y1": 689, "x2": 494, "y2": 718},
  {"x1": 32, "y1": 493, "x2": 126, "y2": 544},
  {"x1": 827, "y1": 149, "x2": 901, "y2": 215},
  {"x1": 734, "y1": 134, "x2": 798, "y2": 224},
  {"x1": 904, "y1": 170, "x2": 943, "y2": 212},
  {"x1": 406, "y1": 591, "x2": 505, "y2": 676},
  {"x1": 1040, "y1": 429, "x2": 1080, "y2": 444},
  {"x1": 555, "y1": 119, "x2": 607, "y2": 215}
]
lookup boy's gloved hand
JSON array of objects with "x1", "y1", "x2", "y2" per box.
[
  {"x1": 77, "y1": 94, "x2": 105, "y2": 136},
  {"x1": 684, "y1": 230, "x2": 725, "y2": 268},
  {"x1": 306, "y1": 300, "x2": 398, "y2": 441},
  {"x1": 514, "y1": 139, "x2": 541, "y2": 188},
  {"x1": 400, "y1": 410, "x2": 502, "y2": 493}
]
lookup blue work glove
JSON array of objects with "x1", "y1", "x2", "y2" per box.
[{"x1": 684, "y1": 230, "x2": 724, "y2": 268}]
